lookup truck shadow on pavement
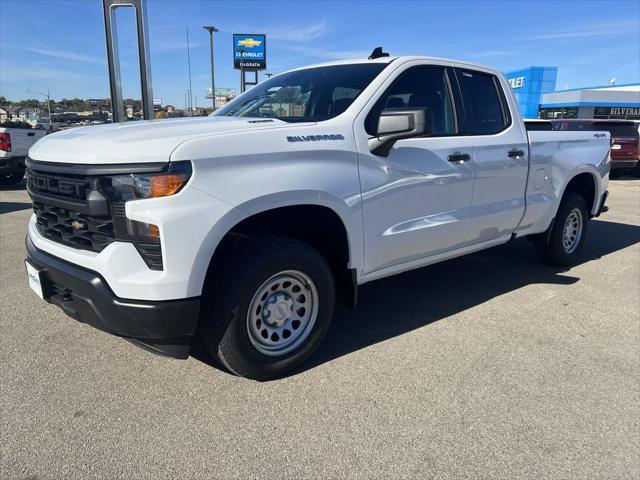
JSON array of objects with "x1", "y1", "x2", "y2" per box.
[
  {"x1": 191, "y1": 218, "x2": 640, "y2": 379},
  {"x1": 0, "y1": 179, "x2": 31, "y2": 213},
  {"x1": 0, "y1": 179, "x2": 26, "y2": 191},
  {"x1": 0, "y1": 201, "x2": 32, "y2": 214}
]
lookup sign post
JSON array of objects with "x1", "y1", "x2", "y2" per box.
[{"x1": 233, "y1": 34, "x2": 266, "y2": 93}]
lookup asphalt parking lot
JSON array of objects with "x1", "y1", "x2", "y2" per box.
[{"x1": 1, "y1": 177, "x2": 639, "y2": 480}]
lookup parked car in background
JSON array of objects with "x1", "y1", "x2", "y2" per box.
[
  {"x1": 553, "y1": 120, "x2": 640, "y2": 172},
  {"x1": 0, "y1": 123, "x2": 46, "y2": 185}
]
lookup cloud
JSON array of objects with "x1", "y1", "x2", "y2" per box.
[
  {"x1": 524, "y1": 19, "x2": 640, "y2": 40},
  {"x1": 0, "y1": 64, "x2": 89, "y2": 83},
  {"x1": 20, "y1": 46, "x2": 104, "y2": 64},
  {"x1": 151, "y1": 39, "x2": 206, "y2": 53},
  {"x1": 226, "y1": 20, "x2": 328, "y2": 42},
  {"x1": 469, "y1": 49, "x2": 515, "y2": 59}
]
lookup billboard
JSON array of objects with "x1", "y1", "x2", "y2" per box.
[
  {"x1": 207, "y1": 88, "x2": 237, "y2": 99},
  {"x1": 233, "y1": 33, "x2": 266, "y2": 70}
]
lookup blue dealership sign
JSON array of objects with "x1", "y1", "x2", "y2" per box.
[{"x1": 233, "y1": 33, "x2": 267, "y2": 70}]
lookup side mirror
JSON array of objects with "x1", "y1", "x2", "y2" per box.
[{"x1": 369, "y1": 108, "x2": 431, "y2": 157}]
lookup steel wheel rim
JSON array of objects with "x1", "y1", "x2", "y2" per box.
[
  {"x1": 246, "y1": 270, "x2": 319, "y2": 357},
  {"x1": 562, "y1": 208, "x2": 583, "y2": 254}
]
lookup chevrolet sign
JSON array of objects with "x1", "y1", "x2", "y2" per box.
[{"x1": 233, "y1": 33, "x2": 267, "y2": 70}]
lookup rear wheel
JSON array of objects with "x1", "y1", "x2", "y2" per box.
[
  {"x1": 200, "y1": 237, "x2": 335, "y2": 380},
  {"x1": 536, "y1": 192, "x2": 589, "y2": 266}
]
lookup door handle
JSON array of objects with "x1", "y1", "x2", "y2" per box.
[
  {"x1": 27, "y1": 132, "x2": 35, "y2": 136},
  {"x1": 447, "y1": 153, "x2": 471, "y2": 162},
  {"x1": 508, "y1": 150, "x2": 525, "y2": 158}
]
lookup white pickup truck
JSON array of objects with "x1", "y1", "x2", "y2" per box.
[
  {"x1": 0, "y1": 125, "x2": 46, "y2": 185},
  {"x1": 25, "y1": 53, "x2": 610, "y2": 379}
]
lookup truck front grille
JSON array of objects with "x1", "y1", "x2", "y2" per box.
[
  {"x1": 26, "y1": 160, "x2": 163, "y2": 270},
  {"x1": 33, "y1": 201, "x2": 115, "y2": 252},
  {"x1": 28, "y1": 170, "x2": 91, "y2": 200}
]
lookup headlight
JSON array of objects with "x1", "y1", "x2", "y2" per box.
[
  {"x1": 100, "y1": 161, "x2": 192, "y2": 202},
  {"x1": 100, "y1": 161, "x2": 192, "y2": 258}
]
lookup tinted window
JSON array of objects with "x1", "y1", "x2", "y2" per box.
[
  {"x1": 365, "y1": 66, "x2": 456, "y2": 136},
  {"x1": 457, "y1": 69, "x2": 509, "y2": 134},
  {"x1": 215, "y1": 64, "x2": 387, "y2": 122}
]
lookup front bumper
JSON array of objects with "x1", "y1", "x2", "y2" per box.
[{"x1": 26, "y1": 235, "x2": 200, "y2": 358}]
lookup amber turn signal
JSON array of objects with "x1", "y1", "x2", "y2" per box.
[{"x1": 150, "y1": 173, "x2": 189, "y2": 198}]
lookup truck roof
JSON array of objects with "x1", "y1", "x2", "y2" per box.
[{"x1": 286, "y1": 55, "x2": 498, "y2": 75}]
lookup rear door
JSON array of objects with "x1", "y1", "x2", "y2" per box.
[{"x1": 454, "y1": 68, "x2": 529, "y2": 244}]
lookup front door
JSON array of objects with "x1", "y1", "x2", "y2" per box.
[{"x1": 355, "y1": 64, "x2": 474, "y2": 274}]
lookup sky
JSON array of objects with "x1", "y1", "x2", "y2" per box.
[{"x1": 0, "y1": 0, "x2": 639, "y2": 108}]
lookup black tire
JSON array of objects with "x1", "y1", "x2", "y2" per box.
[
  {"x1": 0, "y1": 169, "x2": 25, "y2": 186},
  {"x1": 536, "y1": 192, "x2": 589, "y2": 266},
  {"x1": 200, "y1": 237, "x2": 335, "y2": 380}
]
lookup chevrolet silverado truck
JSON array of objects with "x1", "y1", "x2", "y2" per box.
[
  {"x1": 24, "y1": 53, "x2": 610, "y2": 380},
  {"x1": 0, "y1": 124, "x2": 46, "y2": 185}
]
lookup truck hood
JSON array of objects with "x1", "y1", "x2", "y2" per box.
[{"x1": 28, "y1": 116, "x2": 295, "y2": 164}]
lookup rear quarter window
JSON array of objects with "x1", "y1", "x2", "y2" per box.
[{"x1": 456, "y1": 69, "x2": 510, "y2": 135}]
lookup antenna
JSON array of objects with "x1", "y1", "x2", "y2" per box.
[{"x1": 368, "y1": 47, "x2": 390, "y2": 60}]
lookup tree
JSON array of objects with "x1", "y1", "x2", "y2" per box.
[{"x1": 1, "y1": 120, "x2": 32, "y2": 129}]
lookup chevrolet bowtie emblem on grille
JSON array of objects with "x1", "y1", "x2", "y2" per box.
[{"x1": 71, "y1": 220, "x2": 86, "y2": 230}]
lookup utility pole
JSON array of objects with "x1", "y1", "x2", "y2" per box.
[
  {"x1": 203, "y1": 26, "x2": 218, "y2": 111},
  {"x1": 186, "y1": 26, "x2": 193, "y2": 116},
  {"x1": 28, "y1": 88, "x2": 52, "y2": 130},
  {"x1": 239, "y1": 49, "x2": 246, "y2": 93}
]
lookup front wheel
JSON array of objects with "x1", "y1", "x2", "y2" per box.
[
  {"x1": 200, "y1": 237, "x2": 335, "y2": 380},
  {"x1": 536, "y1": 192, "x2": 589, "y2": 266}
]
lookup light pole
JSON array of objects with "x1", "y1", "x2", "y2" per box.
[
  {"x1": 28, "y1": 89, "x2": 52, "y2": 130},
  {"x1": 203, "y1": 26, "x2": 218, "y2": 111}
]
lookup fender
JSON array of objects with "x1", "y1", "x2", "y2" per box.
[{"x1": 187, "y1": 190, "x2": 364, "y2": 296}]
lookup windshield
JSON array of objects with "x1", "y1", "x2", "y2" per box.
[{"x1": 214, "y1": 63, "x2": 388, "y2": 122}]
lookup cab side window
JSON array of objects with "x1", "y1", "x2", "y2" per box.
[
  {"x1": 456, "y1": 69, "x2": 510, "y2": 135},
  {"x1": 365, "y1": 66, "x2": 456, "y2": 136}
]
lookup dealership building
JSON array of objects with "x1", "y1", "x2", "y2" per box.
[{"x1": 505, "y1": 67, "x2": 640, "y2": 120}]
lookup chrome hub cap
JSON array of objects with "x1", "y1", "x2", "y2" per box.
[
  {"x1": 247, "y1": 270, "x2": 319, "y2": 356},
  {"x1": 562, "y1": 208, "x2": 583, "y2": 253}
]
